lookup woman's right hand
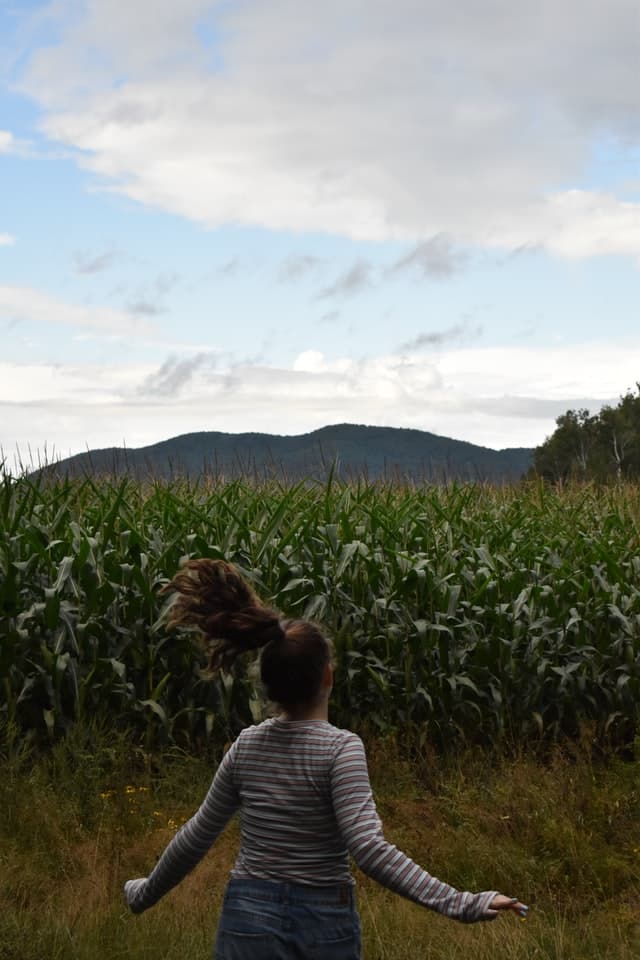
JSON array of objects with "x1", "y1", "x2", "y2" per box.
[{"x1": 124, "y1": 877, "x2": 148, "y2": 914}]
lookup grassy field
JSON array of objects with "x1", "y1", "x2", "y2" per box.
[
  {"x1": 1, "y1": 726, "x2": 639, "y2": 960},
  {"x1": 2, "y1": 474, "x2": 640, "y2": 957}
]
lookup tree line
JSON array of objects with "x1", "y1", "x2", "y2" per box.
[{"x1": 534, "y1": 386, "x2": 640, "y2": 482}]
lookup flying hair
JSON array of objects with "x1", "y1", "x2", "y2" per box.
[
  {"x1": 163, "y1": 559, "x2": 284, "y2": 673},
  {"x1": 163, "y1": 559, "x2": 331, "y2": 707}
]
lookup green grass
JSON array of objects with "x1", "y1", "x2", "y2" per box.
[{"x1": 1, "y1": 729, "x2": 639, "y2": 960}]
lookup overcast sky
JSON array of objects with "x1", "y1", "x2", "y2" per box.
[{"x1": 2, "y1": 0, "x2": 640, "y2": 466}]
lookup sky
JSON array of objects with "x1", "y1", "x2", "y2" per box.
[{"x1": 1, "y1": 0, "x2": 640, "y2": 467}]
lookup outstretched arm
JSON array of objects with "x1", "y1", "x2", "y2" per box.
[
  {"x1": 330, "y1": 734, "x2": 514, "y2": 923},
  {"x1": 124, "y1": 741, "x2": 240, "y2": 914}
]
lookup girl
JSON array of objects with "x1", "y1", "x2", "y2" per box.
[{"x1": 124, "y1": 559, "x2": 527, "y2": 958}]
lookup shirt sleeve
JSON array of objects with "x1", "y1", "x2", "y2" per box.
[
  {"x1": 329, "y1": 733, "x2": 497, "y2": 923},
  {"x1": 124, "y1": 739, "x2": 241, "y2": 914}
]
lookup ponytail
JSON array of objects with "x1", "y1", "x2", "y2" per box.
[
  {"x1": 163, "y1": 559, "x2": 283, "y2": 672},
  {"x1": 164, "y1": 558, "x2": 331, "y2": 707}
]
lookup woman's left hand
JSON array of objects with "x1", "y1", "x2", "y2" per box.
[{"x1": 486, "y1": 895, "x2": 529, "y2": 920}]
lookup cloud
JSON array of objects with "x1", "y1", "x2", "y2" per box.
[
  {"x1": 0, "y1": 130, "x2": 29, "y2": 155},
  {"x1": 319, "y1": 310, "x2": 340, "y2": 324},
  {"x1": 4, "y1": 339, "x2": 639, "y2": 458},
  {"x1": 127, "y1": 299, "x2": 163, "y2": 317},
  {"x1": 0, "y1": 284, "x2": 154, "y2": 335},
  {"x1": 218, "y1": 258, "x2": 241, "y2": 277},
  {"x1": 73, "y1": 249, "x2": 117, "y2": 273},
  {"x1": 15, "y1": 1, "x2": 640, "y2": 256},
  {"x1": 399, "y1": 325, "x2": 474, "y2": 351},
  {"x1": 278, "y1": 254, "x2": 325, "y2": 281},
  {"x1": 0, "y1": 234, "x2": 15, "y2": 247},
  {"x1": 512, "y1": 191, "x2": 640, "y2": 261},
  {"x1": 139, "y1": 352, "x2": 216, "y2": 396},
  {"x1": 0, "y1": 131, "x2": 14, "y2": 153},
  {"x1": 316, "y1": 260, "x2": 373, "y2": 299},
  {"x1": 155, "y1": 271, "x2": 179, "y2": 294},
  {"x1": 391, "y1": 235, "x2": 467, "y2": 278},
  {"x1": 470, "y1": 394, "x2": 612, "y2": 421}
]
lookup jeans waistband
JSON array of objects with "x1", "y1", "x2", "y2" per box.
[{"x1": 226, "y1": 878, "x2": 355, "y2": 906}]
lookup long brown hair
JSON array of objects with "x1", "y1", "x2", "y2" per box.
[{"x1": 163, "y1": 559, "x2": 330, "y2": 707}]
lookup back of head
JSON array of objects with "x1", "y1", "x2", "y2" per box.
[
  {"x1": 260, "y1": 619, "x2": 329, "y2": 708},
  {"x1": 164, "y1": 559, "x2": 330, "y2": 708}
]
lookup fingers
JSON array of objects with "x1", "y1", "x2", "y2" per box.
[
  {"x1": 509, "y1": 898, "x2": 529, "y2": 919},
  {"x1": 488, "y1": 894, "x2": 530, "y2": 920}
]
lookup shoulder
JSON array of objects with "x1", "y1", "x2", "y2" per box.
[
  {"x1": 322, "y1": 727, "x2": 367, "y2": 768},
  {"x1": 332, "y1": 728, "x2": 365, "y2": 753},
  {"x1": 237, "y1": 717, "x2": 283, "y2": 737},
  {"x1": 232, "y1": 718, "x2": 276, "y2": 748},
  {"x1": 329, "y1": 725, "x2": 363, "y2": 747}
]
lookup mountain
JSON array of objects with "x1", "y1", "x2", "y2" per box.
[{"x1": 38, "y1": 424, "x2": 533, "y2": 483}]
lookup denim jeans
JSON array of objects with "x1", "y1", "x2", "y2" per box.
[{"x1": 213, "y1": 878, "x2": 361, "y2": 959}]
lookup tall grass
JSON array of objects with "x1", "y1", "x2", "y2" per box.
[
  {"x1": 1, "y1": 474, "x2": 640, "y2": 751},
  {"x1": 1, "y1": 729, "x2": 638, "y2": 959}
]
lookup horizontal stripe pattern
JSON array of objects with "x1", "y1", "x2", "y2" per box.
[{"x1": 127, "y1": 718, "x2": 497, "y2": 922}]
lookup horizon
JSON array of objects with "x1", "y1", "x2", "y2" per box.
[
  {"x1": 0, "y1": 423, "x2": 536, "y2": 479},
  {"x1": 1, "y1": 420, "x2": 536, "y2": 478},
  {"x1": 2, "y1": 2, "x2": 639, "y2": 459}
]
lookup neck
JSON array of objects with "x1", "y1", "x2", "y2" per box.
[{"x1": 280, "y1": 698, "x2": 329, "y2": 722}]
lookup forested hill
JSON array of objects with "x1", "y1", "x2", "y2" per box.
[{"x1": 39, "y1": 424, "x2": 533, "y2": 483}]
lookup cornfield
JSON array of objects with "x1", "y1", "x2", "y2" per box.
[{"x1": 1, "y1": 472, "x2": 639, "y2": 752}]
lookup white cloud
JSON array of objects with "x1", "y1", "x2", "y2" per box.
[
  {"x1": 0, "y1": 129, "x2": 31, "y2": 156},
  {"x1": 0, "y1": 234, "x2": 15, "y2": 246},
  {"x1": 15, "y1": 1, "x2": 640, "y2": 257},
  {"x1": 1, "y1": 340, "x2": 636, "y2": 460},
  {"x1": 0, "y1": 284, "x2": 218, "y2": 353},
  {"x1": 0, "y1": 284, "x2": 154, "y2": 335},
  {"x1": 487, "y1": 191, "x2": 640, "y2": 261},
  {"x1": 0, "y1": 131, "x2": 16, "y2": 153}
]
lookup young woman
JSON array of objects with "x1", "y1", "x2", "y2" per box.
[{"x1": 124, "y1": 559, "x2": 527, "y2": 958}]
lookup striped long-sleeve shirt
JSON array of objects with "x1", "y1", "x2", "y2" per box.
[{"x1": 125, "y1": 718, "x2": 497, "y2": 921}]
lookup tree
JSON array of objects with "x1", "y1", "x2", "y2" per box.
[
  {"x1": 534, "y1": 386, "x2": 640, "y2": 483},
  {"x1": 596, "y1": 389, "x2": 640, "y2": 481},
  {"x1": 534, "y1": 408, "x2": 596, "y2": 482}
]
